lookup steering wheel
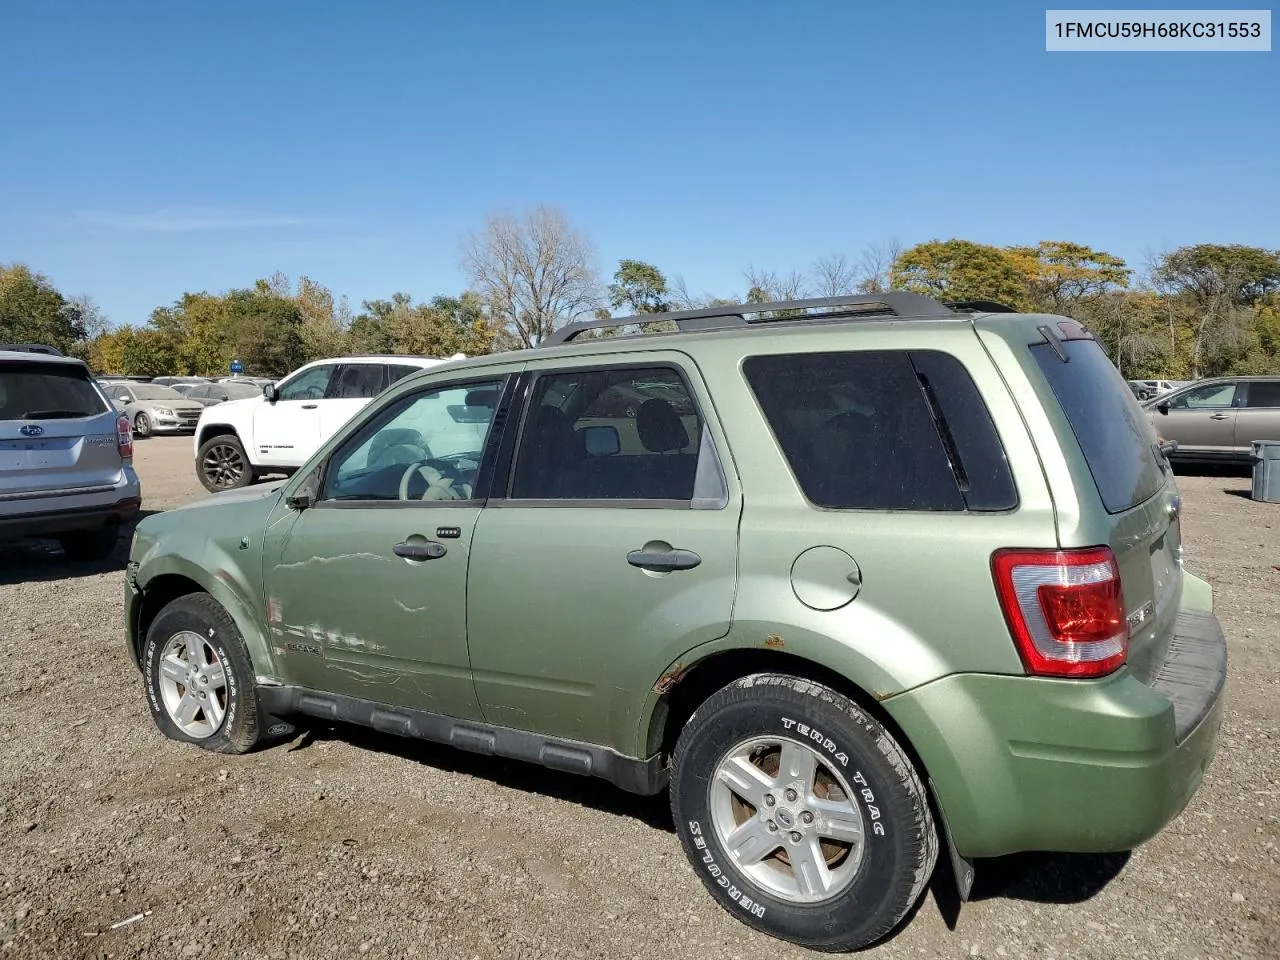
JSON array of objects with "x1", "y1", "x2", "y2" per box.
[{"x1": 398, "y1": 459, "x2": 470, "y2": 501}]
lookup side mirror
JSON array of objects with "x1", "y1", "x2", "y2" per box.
[
  {"x1": 1156, "y1": 401, "x2": 1170, "y2": 415},
  {"x1": 263, "y1": 383, "x2": 279, "y2": 402},
  {"x1": 285, "y1": 470, "x2": 318, "y2": 511}
]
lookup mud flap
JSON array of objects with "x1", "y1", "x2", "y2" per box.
[{"x1": 929, "y1": 778, "x2": 975, "y2": 901}]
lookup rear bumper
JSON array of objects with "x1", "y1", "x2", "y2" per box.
[
  {"x1": 885, "y1": 607, "x2": 1226, "y2": 858},
  {"x1": 0, "y1": 495, "x2": 142, "y2": 539}
]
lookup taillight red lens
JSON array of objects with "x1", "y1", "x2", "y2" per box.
[
  {"x1": 117, "y1": 414, "x2": 134, "y2": 459},
  {"x1": 991, "y1": 547, "x2": 1128, "y2": 678}
]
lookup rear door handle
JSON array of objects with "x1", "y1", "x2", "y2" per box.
[
  {"x1": 301, "y1": 404, "x2": 318, "y2": 410},
  {"x1": 394, "y1": 540, "x2": 447, "y2": 561},
  {"x1": 627, "y1": 548, "x2": 701, "y2": 572},
  {"x1": 1209, "y1": 412, "x2": 1231, "y2": 420}
]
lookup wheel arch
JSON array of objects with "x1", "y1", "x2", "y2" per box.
[
  {"x1": 196, "y1": 422, "x2": 243, "y2": 450},
  {"x1": 650, "y1": 649, "x2": 922, "y2": 771},
  {"x1": 132, "y1": 557, "x2": 275, "y2": 681}
]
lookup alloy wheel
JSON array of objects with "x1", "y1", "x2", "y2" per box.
[
  {"x1": 709, "y1": 735, "x2": 866, "y2": 904},
  {"x1": 156, "y1": 630, "x2": 228, "y2": 739}
]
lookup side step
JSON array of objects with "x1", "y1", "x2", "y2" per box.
[{"x1": 257, "y1": 686, "x2": 669, "y2": 795}]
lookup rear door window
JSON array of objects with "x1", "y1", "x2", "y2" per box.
[
  {"x1": 743, "y1": 350, "x2": 1016, "y2": 511},
  {"x1": 327, "y1": 363, "x2": 388, "y2": 399},
  {"x1": 387, "y1": 364, "x2": 422, "y2": 385},
  {"x1": 0, "y1": 362, "x2": 109, "y2": 420},
  {"x1": 1030, "y1": 338, "x2": 1163, "y2": 513},
  {"x1": 1244, "y1": 381, "x2": 1280, "y2": 408},
  {"x1": 509, "y1": 366, "x2": 713, "y2": 502}
]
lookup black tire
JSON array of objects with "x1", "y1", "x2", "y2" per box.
[
  {"x1": 197, "y1": 434, "x2": 254, "y2": 493},
  {"x1": 134, "y1": 412, "x2": 151, "y2": 437},
  {"x1": 58, "y1": 523, "x2": 120, "y2": 561},
  {"x1": 670, "y1": 673, "x2": 937, "y2": 952},
  {"x1": 141, "y1": 593, "x2": 262, "y2": 754}
]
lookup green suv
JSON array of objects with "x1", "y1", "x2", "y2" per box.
[{"x1": 124, "y1": 294, "x2": 1226, "y2": 951}]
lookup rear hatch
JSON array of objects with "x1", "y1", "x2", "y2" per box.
[
  {"x1": 0, "y1": 360, "x2": 125, "y2": 500},
  {"x1": 999, "y1": 322, "x2": 1181, "y2": 683}
]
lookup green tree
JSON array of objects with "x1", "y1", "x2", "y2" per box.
[
  {"x1": 1151, "y1": 245, "x2": 1280, "y2": 377},
  {"x1": 1008, "y1": 241, "x2": 1131, "y2": 311},
  {"x1": 608, "y1": 259, "x2": 670, "y2": 315},
  {"x1": 891, "y1": 240, "x2": 1029, "y2": 308},
  {"x1": 0, "y1": 264, "x2": 86, "y2": 353}
]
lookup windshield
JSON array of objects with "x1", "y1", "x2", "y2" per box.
[{"x1": 131, "y1": 385, "x2": 186, "y2": 401}]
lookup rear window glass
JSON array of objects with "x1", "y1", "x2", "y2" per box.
[
  {"x1": 743, "y1": 351, "x2": 1015, "y2": 511},
  {"x1": 1030, "y1": 338, "x2": 1163, "y2": 513},
  {"x1": 0, "y1": 362, "x2": 108, "y2": 420}
]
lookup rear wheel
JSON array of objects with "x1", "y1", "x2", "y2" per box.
[
  {"x1": 134, "y1": 412, "x2": 151, "y2": 437},
  {"x1": 58, "y1": 523, "x2": 120, "y2": 561},
  {"x1": 670, "y1": 673, "x2": 937, "y2": 952},
  {"x1": 197, "y1": 434, "x2": 253, "y2": 493}
]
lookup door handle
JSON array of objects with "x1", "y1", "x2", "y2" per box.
[
  {"x1": 394, "y1": 540, "x2": 447, "y2": 561},
  {"x1": 627, "y1": 548, "x2": 701, "y2": 572},
  {"x1": 302, "y1": 404, "x2": 318, "y2": 410},
  {"x1": 1209, "y1": 412, "x2": 1230, "y2": 420}
]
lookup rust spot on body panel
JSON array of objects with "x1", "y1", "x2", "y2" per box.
[
  {"x1": 653, "y1": 663, "x2": 688, "y2": 695},
  {"x1": 764, "y1": 635, "x2": 785, "y2": 649}
]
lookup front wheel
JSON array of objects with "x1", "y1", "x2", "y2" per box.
[
  {"x1": 670, "y1": 674, "x2": 937, "y2": 952},
  {"x1": 133, "y1": 412, "x2": 151, "y2": 437},
  {"x1": 141, "y1": 593, "x2": 262, "y2": 754},
  {"x1": 197, "y1": 434, "x2": 253, "y2": 493}
]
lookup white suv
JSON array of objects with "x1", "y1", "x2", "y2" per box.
[{"x1": 192, "y1": 355, "x2": 463, "y2": 492}]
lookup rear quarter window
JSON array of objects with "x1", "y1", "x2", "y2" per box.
[
  {"x1": 743, "y1": 350, "x2": 1016, "y2": 511},
  {"x1": 1029, "y1": 338, "x2": 1163, "y2": 513},
  {"x1": 0, "y1": 362, "x2": 108, "y2": 420}
]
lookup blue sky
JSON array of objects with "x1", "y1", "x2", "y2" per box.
[{"x1": 2, "y1": 1, "x2": 1276, "y2": 326}]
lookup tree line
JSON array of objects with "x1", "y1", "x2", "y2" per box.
[{"x1": 3, "y1": 205, "x2": 1278, "y2": 381}]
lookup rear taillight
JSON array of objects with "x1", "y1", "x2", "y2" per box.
[
  {"x1": 991, "y1": 547, "x2": 1128, "y2": 678},
  {"x1": 117, "y1": 414, "x2": 134, "y2": 459}
]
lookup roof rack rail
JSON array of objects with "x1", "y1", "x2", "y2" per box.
[
  {"x1": 0, "y1": 342, "x2": 64, "y2": 356},
  {"x1": 545, "y1": 293, "x2": 957, "y2": 345},
  {"x1": 944, "y1": 299, "x2": 1018, "y2": 314}
]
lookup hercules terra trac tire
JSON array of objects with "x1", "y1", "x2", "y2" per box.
[
  {"x1": 670, "y1": 673, "x2": 937, "y2": 952},
  {"x1": 141, "y1": 593, "x2": 262, "y2": 754}
]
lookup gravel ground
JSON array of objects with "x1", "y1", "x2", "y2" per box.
[{"x1": 1, "y1": 437, "x2": 1276, "y2": 960}]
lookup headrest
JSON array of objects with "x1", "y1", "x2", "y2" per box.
[{"x1": 636, "y1": 398, "x2": 689, "y2": 453}]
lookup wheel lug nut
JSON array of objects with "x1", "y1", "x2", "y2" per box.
[
  {"x1": 789, "y1": 831, "x2": 802, "y2": 843},
  {"x1": 785, "y1": 788, "x2": 797, "y2": 802},
  {"x1": 199, "y1": 692, "x2": 207, "y2": 699},
  {"x1": 766, "y1": 820, "x2": 778, "y2": 832},
  {"x1": 763, "y1": 794, "x2": 776, "y2": 807},
  {"x1": 801, "y1": 811, "x2": 814, "y2": 825}
]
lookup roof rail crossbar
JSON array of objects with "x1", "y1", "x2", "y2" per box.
[{"x1": 545, "y1": 293, "x2": 955, "y2": 345}]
